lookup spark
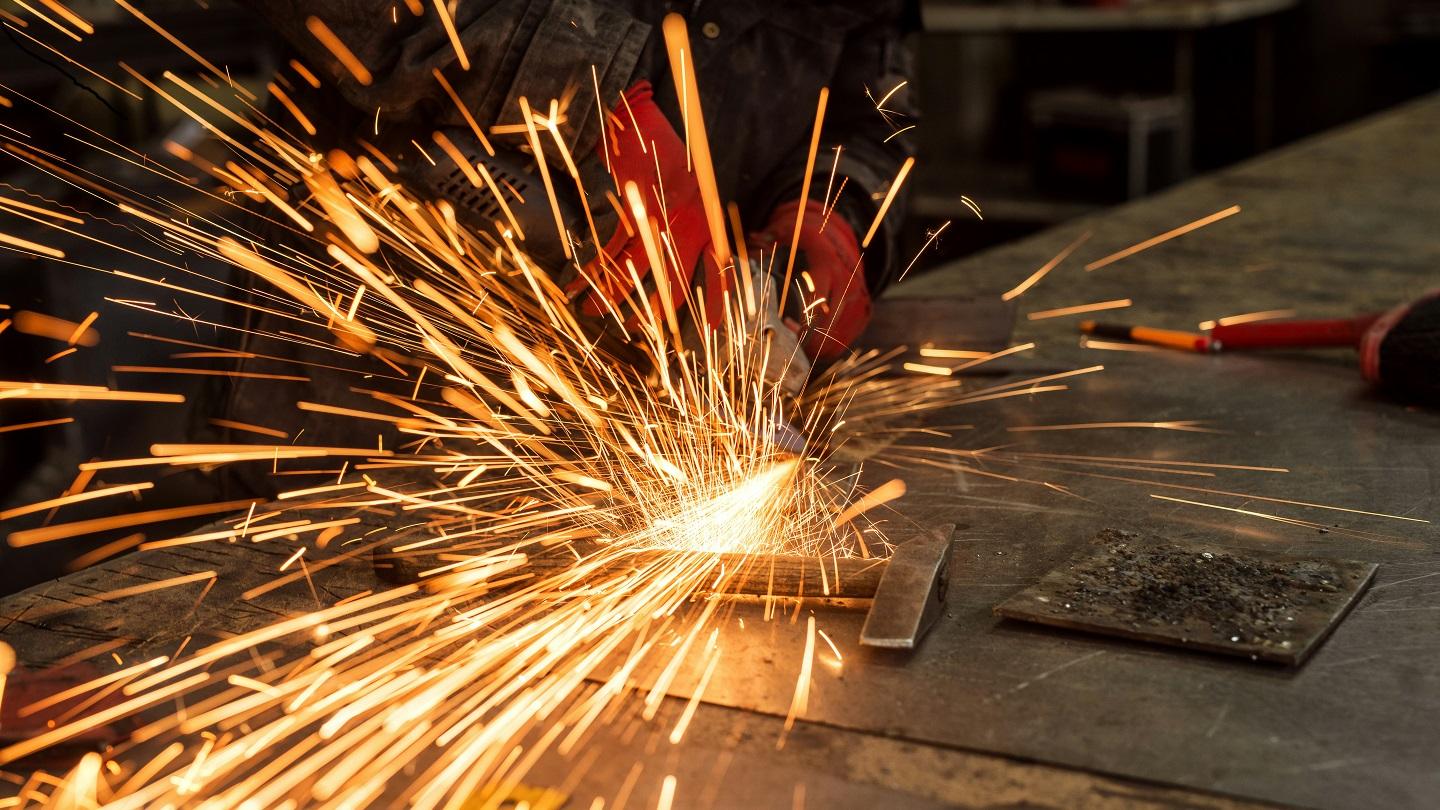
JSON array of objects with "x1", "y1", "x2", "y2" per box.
[
  {"x1": 0, "y1": 481, "x2": 153, "y2": 521},
  {"x1": 661, "y1": 14, "x2": 732, "y2": 271},
  {"x1": 782, "y1": 88, "x2": 830, "y2": 302},
  {"x1": 1198, "y1": 308, "x2": 1296, "y2": 331},
  {"x1": 902, "y1": 362, "x2": 952, "y2": 376},
  {"x1": 1007, "y1": 420, "x2": 1214, "y2": 433},
  {"x1": 779, "y1": 615, "x2": 817, "y2": 747},
  {"x1": 431, "y1": 0, "x2": 469, "y2": 70},
  {"x1": 873, "y1": 80, "x2": 907, "y2": 111},
  {"x1": 918, "y1": 347, "x2": 987, "y2": 359},
  {"x1": 0, "y1": 194, "x2": 85, "y2": 223},
  {"x1": 656, "y1": 775, "x2": 678, "y2": 810},
  {"x1": 33, "y1": 0, "x2": 92, "y2": 35},
  {"x1": 862, "y1": 156, "x2": 914, "y2": 248},
  {"x1": 8, "y1": 500, "x2": 262, "y2": 547},
  {"x1": 0, "y1": 382, "x2": 184, "y2": 403},
  {"x1": 1085, "y1": 205, "x2": 1242, "y2": 271},
  {"x1": 114, "y1": 0, "x2": 252, "y2": 98},
  {"x1": 10, "y1": 0, "x2": 81, "y2": 41},
  {"x1": 266, "y1": 81, "x2": 317, "y2": 136},
  {"x1": 305, "y1": 16, "x2": 373, "y2": 86},
  {"x1": 898, "y1": 219, "x2": 950, "y2": 282},
  {"x1": 1002, "y1": 231, "x2": 1091, "y2": 301},
  {"x1": 831, "y1": 479, "x2": 906, "y2": 530},
  {"x1": 1080, "y1": 338, "x2": 1168, "y2": 352},
  {"x1": 289, "y1": 58, "x2": 321, "y2": 88},
  {"x1": 1026, "y1": 298, "x2": 1132, "y2": 321},
  {"x1": 0, "y1": 415, "x2": 74, "y2": 434},
  {"x1": 668, "y1": 647, "x2": 721, "y2": 745},
  {"x1": 208, "y1": 417, "x2": 290, "y2": 439},
  {"x1": 1013, "y1": 452, "x2": 1288, "y2": 473},
  {"x1": 43, "y1": 571, "x2": 215, "y2": 611},
  {"x1": 0, "y1": 231, "x2": 65, "y2": 258}
]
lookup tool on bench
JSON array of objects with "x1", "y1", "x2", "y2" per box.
[
  {"x1": 1080, "y1": 290, "x2": 1440, "y2": 405},
  {"x1": 376, "y1": 524, "x2": 954, "y2": 650},
  {"x1": 1080, "y1": 320, "x2": 1214, "y2": 353},
  {"x1": 1207, "y1": 289, "x2": 1440, "y2": 405}
]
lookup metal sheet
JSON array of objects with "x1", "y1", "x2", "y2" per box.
[{"x1": 992, "y1": 529, "x2": 1377, "y2": 665}]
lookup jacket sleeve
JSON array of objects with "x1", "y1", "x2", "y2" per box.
[
  {"x1": 243, "y1": 0, "x2": 649, "y2": 157},
  {"x1": 755, "y1": 5, "x2": 919, "y2": 296}
]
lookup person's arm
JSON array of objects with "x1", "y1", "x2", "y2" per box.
[
  {"x1": 244, "y1": 0, "x2": 650, "y2": 156},
  {"x1": 753, "y1": 4, "x2": 919, "y2": 297}
]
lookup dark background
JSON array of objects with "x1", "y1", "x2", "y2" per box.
[{"x1": 2, "y1": 0, "x2": 1438, "y2": 595}]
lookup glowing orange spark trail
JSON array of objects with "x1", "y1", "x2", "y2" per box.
[
  {"x1": 662, "y1": 13, "x2": 732, "y2": 272},
  {"x1": 1002, "y1": 231, "x2": 1092, "y2": 301},
  {"x1": 782, "y1": 88, "x2": 830, "y2": 302},
  {"x1": 1007, "y1": 421, "x2": 1214, "y2": 433},
  {"x1": 1198, "y1": 308, "x2": 1297, "y2": 331},
  {"x1": 0, "y1": 416, "x2": 73, "y2": 435},
  {"x1": 8, "y1": 500, "x2": 262, "y2": 547},
  {"x1": 305, "y1": 16, "x2": 373, "y2": 86},
  {"x1": 11, "y1": 0, "x2": 81, "y2": 41},
  {"x1": 1085, "y1": 205, "x2": 1241, "y2": 271},
  {"x1": 11, "y1": 311, "x2": 98, "y2": 344},
  {"x1": 0, "y1": 231, "x2": 66, "y2": 258},
  {"x1": 114, "y1": 0, "x2": 253, "y2": 99},
  {"x1": 1027, "y1": 298, "x2": 1132, "y2": 321},
  {"x1": 0, "y1": 481, "x2": 153, "y2": 521},
  {"x1": 433, "y1": 68, "x2": 495, "y2": 155},
  {"x1": 862, "y1": 156, "x2": 915, "y2": 248},
  {"x1": 0, "y1": 382, "x2": 184, "y2": 403},
  {"x1": 431, "y1": 0, "x2": 470, "y2": 70}
]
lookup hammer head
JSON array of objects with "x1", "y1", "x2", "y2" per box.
[{"x1": 860, "y1": 524, "x2": 954, "y2": 650}]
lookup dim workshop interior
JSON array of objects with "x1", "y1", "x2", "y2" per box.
[{"x1": 0, "y1": 1, "x2": 1437, "y2": 808}]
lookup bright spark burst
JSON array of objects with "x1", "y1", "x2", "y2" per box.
[
  {"x1": 0, "y1": 7, "x2": 1408, "y2": 808},
  {"x1": 0, "y1": 10, "x2": 993, "y2": 807}
]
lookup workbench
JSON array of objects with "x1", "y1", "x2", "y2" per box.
[{"x1": 4, "y1": 93, "x2": 1439, "y2": 809}]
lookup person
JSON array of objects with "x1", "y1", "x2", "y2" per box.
[{"x1": 222, "y1": 0, "x2": 920, "y2": 487}]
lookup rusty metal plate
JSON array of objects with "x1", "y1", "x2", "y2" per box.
[{"x1": 993, "y1": 529, "x2": 1378, "y2": 665}]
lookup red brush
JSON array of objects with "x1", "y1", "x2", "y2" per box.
[{"x1": 1209, "y1": 290, "x2": 1440, "y2": 405}]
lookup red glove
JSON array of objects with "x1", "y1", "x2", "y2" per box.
[
  {"x1": 574, "y1": 82, "x2": 726, "y2": 335},
  {"x1": 750, "y1": 199, "x2": 869, "y2": 363}
]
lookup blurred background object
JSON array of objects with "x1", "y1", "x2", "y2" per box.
[{"x1": 908, "y1": 0, "x2": 1440, "y2": 262}]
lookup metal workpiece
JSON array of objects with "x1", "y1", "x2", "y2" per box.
[
  {"x1": 860, "y1": 524, "x2": 955, "y2": 649},
  {"x1": 378, "y1": 525, "x2": 954, "y2": 650},
  {"x1": 992, "y1": 528, "x2": 1378, "y2": 665}
]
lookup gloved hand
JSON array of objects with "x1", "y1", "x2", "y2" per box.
[
  {"x1": 749, "y1": 199, "x2": 870, "y2": 363},
  {"x1": 575, "y1": 81, "x2": 726, "y2": 334},
  {"x1": 565, "y1": 81, "x2": 817, "y2": 398}
]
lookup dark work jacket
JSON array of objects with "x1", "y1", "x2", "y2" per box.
[
  {"x1": 221, "y1": 1, "x2": 919, "y2": 495},
  {"x1": 246, "y1": 0, "x2": 919, "y2": 292}
]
